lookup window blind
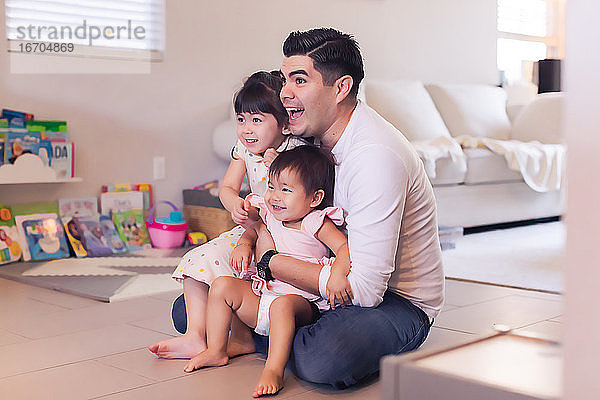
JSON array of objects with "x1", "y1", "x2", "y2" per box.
[{"x1": 5, "y1": 0, "x2": 164, "y2": 54}]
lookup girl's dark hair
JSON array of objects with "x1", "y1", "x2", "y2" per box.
[
  {"x1": 234, "y1": 71, "x2": 289, "y2": 129},
  {"x1": 269, "y1": 145, "x2": 336, "y2": 210}
]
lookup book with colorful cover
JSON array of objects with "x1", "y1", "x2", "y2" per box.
[
  {"x1": 112, "y1": 209, "x2": 151, "y2": 251},
  {"x1": 73, "y1": 215, "x2": 113, "y2": 257},
  {"x1": 5, "y1": 132, "x2": 52, "y2": 167},
  {"x1": 99, "y1": 215, "x2": 127, "y2": 254},
  {"x1": 58, "y1": 197, "x2": 98, "y2": 258},
  {"x1": 15, "y1": 213, "x2": 69, "y2": 261},
  {"x1": 0, "y1": 203, "x2": 24, "y2": 265},
  {"x1": 1, "y1": 109, "x2": 34, "y2": 129},
  {"x1": 26, "y1": 120, "x2": 68, "y2": 141}
]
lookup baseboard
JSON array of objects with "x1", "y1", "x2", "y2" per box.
[{"x1": 463, "y1": 216, "x2": 561, "y2": 235}]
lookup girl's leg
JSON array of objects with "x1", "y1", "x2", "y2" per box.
[
  {"x1": 253, "y1": 295, "x2": 316, "y2": 398},
  {"x1": 228, "y1": 313, "x2": 256, "y2": 357},
  {"x1": 148, "y1": 277, "x2": 209, "y2": 358},
  {"x1": 184, "y1": 276, "x2": 260, "y2": 372}
]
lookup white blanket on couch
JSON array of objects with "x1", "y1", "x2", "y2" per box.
[
  {"x1": 455, "y1": 136, "x2": 566, "y2": 192},
  {"x1": 411, "y1": 136, "x2": 466, "y2": 179}
]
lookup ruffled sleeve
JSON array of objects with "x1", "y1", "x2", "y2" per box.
[
  {"x1": 231, "y1": 139, "x2": 244, "y2": 161},
  {"x1": 245, "y1": 193, "x2": 268, "y2": 222},
  {"x1": 301, "y1": 206, "x2": 345, "y2": 237}
]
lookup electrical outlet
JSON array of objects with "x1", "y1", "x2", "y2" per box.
[{"x1": 153, "y1": 156, "x2": 166, "y2": 180}]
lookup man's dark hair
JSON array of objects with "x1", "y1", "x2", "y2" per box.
[
  {"x1": 234, "y1": 70, "x2": 288, "y2": 129},
  {"x1": 269, "y1": 145, "x2": 336, "y2": 210},
  {"x1": 283, "y1": 28, "x2": 364, "y2": 97}
]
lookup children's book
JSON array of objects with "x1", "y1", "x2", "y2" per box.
[
  {"x1": 112, "y1": 209, "x2": 152, "y2": 251},
  {"x1": 0, "y1": 203, "x2": 24, "y2": 265},
  {"x1": 73, "y1": 215, "x2": 113, "y2": 257},
  {"x1": 5, "y1": 132, "x2": 52, "y2": 167},
  {"x1": 15, "y1": 213, "x2": 69, "y2": 261},
  {"x1": 99, "y1": 215, "x2": 127, "y2": 254},
  {"x1": 62, "y1": 216, "x2": 87, "y2": 258},
  {"x1": 59, "y1": 197, "x2": 98, "y2": 219},
  {"x1": 26, "y1": 120, "x2": 68, "y2": 141},
  {"x1": 50, "y1": 141, "x2": 73, "y2": 179},
  {"x1": 1, "y1": 109, "x2": 34, "y2": 129},
  {"x1": 58, "y1": 197, "x2": 98, "y2": 258},
  {"x1": 102, "y1": 183, "x2": 153, "y2": 209},
  {"x1": 100, "y1": 191, "x2": 144, "y2": 215}
]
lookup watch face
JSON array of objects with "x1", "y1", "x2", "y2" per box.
[{"x1": 258, "y1": 267, "x2": 266, "y2": 279}]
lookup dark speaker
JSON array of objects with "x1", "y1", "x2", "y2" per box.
[{"x1": 537, "y1": 59, "x2": 562, "y2": 94}]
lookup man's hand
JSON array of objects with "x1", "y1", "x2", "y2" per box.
[
  {"x1": 262, "y1": 148, "x2": 279, "y2": 168},
  {"x1": 230, "y1": 243, "x2": 253, "y2": 273},
  {"x1": 326, "y1": 269, "x2": 354, "y2": 309}
]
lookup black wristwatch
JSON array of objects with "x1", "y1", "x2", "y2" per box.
[{"x1": 256, "y1": 250, "x2": 278, "y2": 281}]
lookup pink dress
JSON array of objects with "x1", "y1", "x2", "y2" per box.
[{"x1": 247, "y1": 194, "x2": 345, "y2": 335}]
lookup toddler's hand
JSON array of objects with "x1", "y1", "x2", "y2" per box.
[
  {"x1": 262, "y1": 149, "x2": 279, "y2": 168},
  {"x1": 230, "y1": 243, "x2": 253, "y2": 273},
  {"x1": 231, "y1": 198, "x2": 249, "y2": 225},
  {"x1": 326, "y1": 269, "x2": 354, "y2": 310}
]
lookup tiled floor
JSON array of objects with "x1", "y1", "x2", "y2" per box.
[{"x1": 0, "y1": 277, "x2": 563, "y2": 399}]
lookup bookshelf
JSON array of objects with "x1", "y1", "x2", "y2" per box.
[{"x1": 0, "y1": 154, "x2": 81, "y2": 184}]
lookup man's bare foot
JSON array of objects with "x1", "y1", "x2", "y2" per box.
[
  {"x1": 183, "y1": 349, "x2": 229, "y2": 373},
  {"x1": 148, "y1": 333, "x2": 206, "y2": 359},
  {"x1": 227, "y1": 336, "x2": 256, "y2": 358},
  {"x1": 252, "y1": 367, "x2": 284, "y2": 397}
]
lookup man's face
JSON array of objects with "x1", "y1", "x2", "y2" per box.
[{"x1": 280, "y1": 55, "x2": 338, "y2": 139}]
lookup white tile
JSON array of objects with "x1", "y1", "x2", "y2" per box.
[
  {"x1": 515, "y1": 320, "x2": 563, "y2": 342},
  {"x1": 149, "y1": 290, "x2": 182, "y2": 303},
  {"x1": 3, "y1": 297, "x2": 173, "y2": 339},
  {"x1": 91, "y1": 355, "x2": 313, "y2": 400},
  {"x1": 0, "y1": 360, "x2": 153, "y2": 400},
  {"x1": 0, "y1": 324, "x2": 172, "y2": 379},
  {"x1": 97, "y1": 348, "x2": 190, "y2": 381},
  {"x1": 0, "y1": 330, "x2": 29, "y2": 347},
  {"x1": 434, "y1": 295, "x2": 563, "y2": 334},
  {"x1": 444, "y1": 279, "x2": 515, "y2": 307},
  {"x1": 418, "y1": 327, "x2": 475, "y2": 352},
  {"x1": 295, "y1": 381, "x2": 379, "y2": 399},
  {"x1": 129, "y1": 314, "x2": 179, "y2": 337}
]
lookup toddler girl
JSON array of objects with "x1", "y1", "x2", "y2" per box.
[
  {"x1": 182, "y1": 145, "x2": 353, "y2": 398},
  {"x1": 149, "y1": 71, "x2": 307, "y2": 359}
]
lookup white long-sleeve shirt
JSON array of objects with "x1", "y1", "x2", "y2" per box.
[{"x1": 318, "y1": 101, "x2": 445, "y2": 320}]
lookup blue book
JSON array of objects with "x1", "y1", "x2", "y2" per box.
[{"x1": 15, "y1": 213, "x2": 69, "y2": 261}]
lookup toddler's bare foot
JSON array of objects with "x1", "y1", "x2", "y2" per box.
[
  {"x1": 252, "y1": 367, "x2": 284, "y2": 397},
  {"x1": 183, "y1": 349, "x2": 229, "y2": 373},
  {"x1": 227, "y1": 336, "x2": 256, "y2": 358},
  {"x1": 148, "y1": 333, "x2": 206, "y2": 359}
]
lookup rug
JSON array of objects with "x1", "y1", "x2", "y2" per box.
[
  {"x1": 442, "y1": 221, "x2": 565, "y2": 293},
  {"x1": 0, "y1": 248, "x2": 187, "y2": 302}
]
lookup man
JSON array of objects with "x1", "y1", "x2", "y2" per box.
[{"x1": 172, "y1": 28, "x2": 444, "y2": 388}]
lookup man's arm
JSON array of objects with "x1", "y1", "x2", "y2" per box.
[{"x1": 318, "y1": 147, "x2": 409, "y2": 307}]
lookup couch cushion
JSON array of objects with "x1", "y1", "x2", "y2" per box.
[
  {"x1": 364, "y1": 80, "x2": 451, "y2": 141},
  {"x1": 511, "y1": 93, "x2": 564, "y2": 144},
  {"x1": 463, "y1": 148, "x2": 523, "y2": 184},
  {"x1": 426, "y1": 84, "x2": 511, "y2": 140}
]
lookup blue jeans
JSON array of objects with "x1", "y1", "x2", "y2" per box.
[{"x1": 171, "y1": 290, "x2": 431, "y2": 389}]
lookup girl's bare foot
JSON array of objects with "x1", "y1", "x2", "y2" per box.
[
  {"x1": 252, "y1": 367, "x2": 284, "y2": 397},
  {"x1": 148, "y1": 333, "x2": 206, "y2": 359},
  {"x1": 227, "y1": 336, "x2": 256, "y2": 358},
  {"x1": 183, "y1": 349, "x2": 229, "y2": 372}
]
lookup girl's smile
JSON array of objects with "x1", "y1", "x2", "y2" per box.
[{"x1": 236, "y1": 112, "x2": 284, "y2": 155}]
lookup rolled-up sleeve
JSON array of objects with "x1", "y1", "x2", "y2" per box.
[{"x1": 319, "y1": 146, "x2": 408, "y2": 307}]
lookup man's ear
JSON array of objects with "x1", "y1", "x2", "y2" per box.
[
  {"x1": 334, "y1": 75, "x2": 354, "y2": 104},
  {"x1": 310, "y1": 189, "x2": 325, "y2": 208}
]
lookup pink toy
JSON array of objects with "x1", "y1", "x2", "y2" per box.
[{"x1": 145, "y1": 201, "x2": 187, "y2": 248}]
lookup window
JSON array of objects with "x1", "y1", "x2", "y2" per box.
[
  {"x1": 4, "y1": 0, "x2": 164, "y2": 61},
  {"x1": 497, "y1": 0, "x2": 564, "y2": 84}
]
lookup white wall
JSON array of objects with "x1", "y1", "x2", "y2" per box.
[
  {"x1": 564, "y1": 0, "x2": 600, "y2": 398},
  {"x1": 0, "y1": 0, "x2": 497, "y2": 207}
]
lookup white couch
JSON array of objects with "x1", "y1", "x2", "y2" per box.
[{"x1": 362, "y1": 80, "x2": 565, "y2": 228}]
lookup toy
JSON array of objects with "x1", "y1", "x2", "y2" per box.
[
  {"x1": 187, "y1": 232, "x2": 208, "y2": 246},
  {"x1": 146, "y1": 201, "x2": 188, "y2": 249}
]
